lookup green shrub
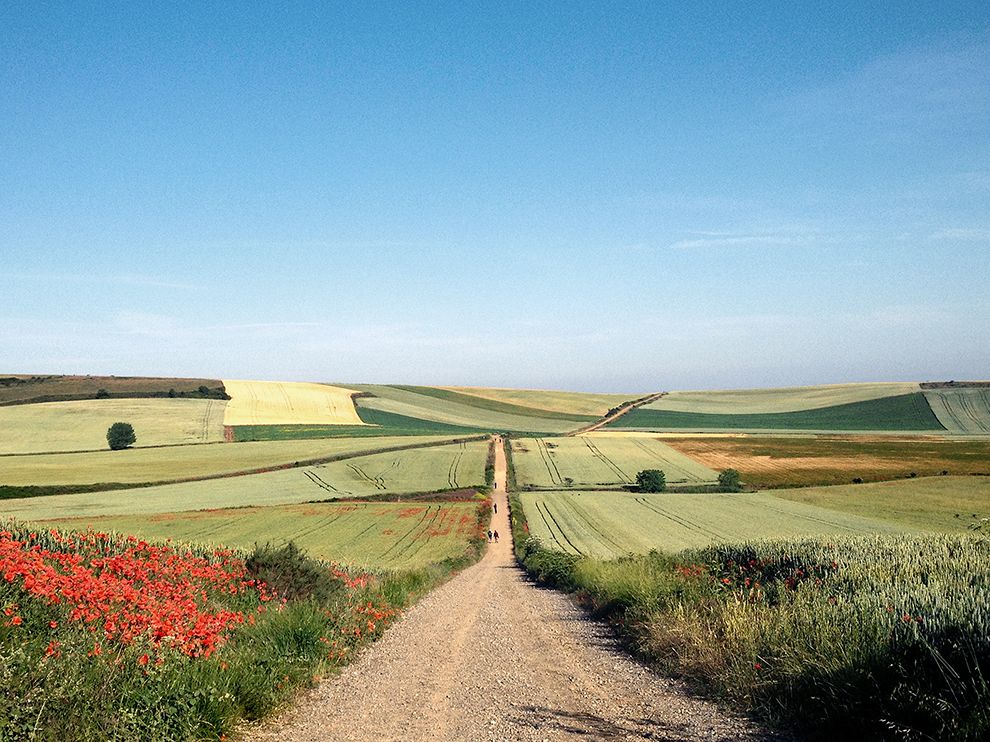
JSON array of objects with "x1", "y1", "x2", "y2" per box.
[
  {"x1": 106, "y1": 421, "x2": 136, "y2": 450},
  {"x1": 245, "y1": 542, "x2": 344, "y2": 603},
  {"x1": 636, "y1": 469, "x2": 666, "y2": 492},
  {"x1": 717, "y1": 468, "x2": 742, "y2": 492}
]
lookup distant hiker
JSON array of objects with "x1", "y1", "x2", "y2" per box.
[
  {"x1": 487, "y1": 530, "x2": 493, "y2": 542},
  {"x1": 493, "y1": 530, "x2": 500, "y2": 543},
  {"x1": 493, "y1": 503, "x2": 498, "y2": 514}
]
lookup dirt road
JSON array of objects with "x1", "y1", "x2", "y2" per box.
[
  {"x1": 246, "y1": 436, "x2": 770, "y2": 741},
  {"x1": 566, "y1": 392, "x2": 667, "y2": 436}
]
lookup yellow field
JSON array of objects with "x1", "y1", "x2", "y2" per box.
[
  {"x1": 443, "y1": 386, "x2": 637, "y2": 416},
  {"x1": 0, "y1": 435, "x2": 463, "y2": 486},
  {"x1": 221, "y1": 380, "x2": 365, "y2": 425},
  {"x1": 646, "y1": 382, "x2": 921, "y2": 414},
  {"x1": 0, "y1": 398, "x2": 226, "y2": 454}
]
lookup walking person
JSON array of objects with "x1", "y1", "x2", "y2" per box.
[
  {"x1": 493, "y1": 530, "x2": 499, "y2": 543},
  {"x1": 493, "y1": 502, "x2": 497, "y2": 514},
  {"x1": 487, "y1": 530, "x2": 493, "y2": 542}
]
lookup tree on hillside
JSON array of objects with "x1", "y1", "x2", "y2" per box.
[
  {"x1": 106, "y1": 422, "x2": 136, "y2": 450},
  {"x1": 718, "y1": 468, "x2": 742, "y2": 492},
  {"x1": 636, "y1": 469, "x2": 666, "y2": 492}
]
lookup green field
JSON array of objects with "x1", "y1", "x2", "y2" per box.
[
  {"x1": 645, "y1": 382, "x2": 921, "y2": 414},
  {"x1": 520, "y1": 490, "x2": 912, "y2": 557},
  {"x1": 609, "y1": 392, "x2": 945, "y2": 432},
  {"x1": 771, "y1": 476, "x2": 990, "y2": 532},
  {"x1": 41, "y1": 500, "x2": 484, "y2": 569},
  {"x1": 511, "y1": 436, "x2": 716, "y2": 488},
  {"x1": 0, "y1": 398, "x2": 227, "y2": 453},
  {"x1": 925, "y1": 388, "x2": 990, "y2": 433},
  {"x1": 0, "y1": 440, "x2": 489, "y2": 520},
  {"x1": 0, "y1": 374, "x2": 226, "y2": 405},
  {"x1": 0, "y1": 435, "x2": 469, "y2": 487},
  {"x1": 443, "y1": 386, "x2": 638, "y2": 416},
  {"x1": 232, "y1": 407, "x2": 489, "y2": 440},
  {"x1": 350, "y1": 384, "x2": 589, "y2": 434}
]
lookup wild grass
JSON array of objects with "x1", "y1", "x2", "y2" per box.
[
  {"x1": 0, "y1": 504, "x2": 489, "y2": 740},
  {"x1": 513, "y1": 505, "x2": 990, "y2": 739}
]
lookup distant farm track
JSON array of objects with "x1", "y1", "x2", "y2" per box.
[{"x1": 566, "y1": 391, "x2": 667, "y2": 435}]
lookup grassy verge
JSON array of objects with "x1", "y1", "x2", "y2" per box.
[
  {"x1": 0, "y1": 501, "x2": 490, "y2": 740},
  {"x1": 509, "y1": 493, "x2": 990, "y2": 739}
]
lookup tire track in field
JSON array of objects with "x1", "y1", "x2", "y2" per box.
[
  {"x1": 533, "y1": 500, "x2": 570, "y2": 552},
  {"x1": 536, "y1": 499, "x2": 584, "y2": 555},
  {"x1": 447, "y1": 444, "x2": 465, "y2": 488},
  {"x1": 303, "y1": 469, "x2": 351, "y2": 496},
  {"x1": 390, "y1": 506, "x2": 447, "y2": 563},
  {"x1": 347, "y1": 463, "x2": 387, "y2": 490},
  {"x1": 199, "y1": 400, "x2": 214, "y2": 442},
  {"x1": 583, "y1": 437, "x2": 631, "y2": 482},
  {"x1": 562, "y1": 496, "x2": 628, "y2": 557},
  {"x1": 289, "y1": 508, "x2": 357, "y2": 542},
  {"x1": 634, "y1": 496, "x2": 728, "y2": 542},
  {"x1": 535, "y1": 438, "x2": 563, "y2": 485},
  {"x1": 754, "y1": 500, "x2": 897, "y2": 535},
  {"x1": 376, "y1": 506, "x2": 438, "y2": 561}
]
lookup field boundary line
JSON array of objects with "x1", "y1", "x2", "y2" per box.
[
  {"x1": 566, "y1": 392, "x2": 667, "y2": 436},
  {"x1": 9, "y1": 435, "x2": 489, "y2": 496}
]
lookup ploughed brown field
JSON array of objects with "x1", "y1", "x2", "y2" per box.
[
  {"x1": 662, "y1": 434, "x2": 990, "y2": 487},
  {"x1": 0, "y1": 374, "x2": 224, "y2": 405}
]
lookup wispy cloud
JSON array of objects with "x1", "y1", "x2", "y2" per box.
[
  {"x1": 110, "y1": 313, "x2": 322, "y2": 339},
  {"x1": 928, "y1": 227, "x2": 990, "y2": 242},
  {"x1": 667, "y1": 231, "x2": 820, "y2": 250},
  {"x1": 783, "y1": 34, "x2": 990, "y2": 135}
]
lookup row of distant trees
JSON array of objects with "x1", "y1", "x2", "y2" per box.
[{"x1": 635, "y1": 468, "x2": 741, "y2": 493}]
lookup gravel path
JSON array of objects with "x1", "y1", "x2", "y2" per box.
[{"x1": 245, "y1": 436, "x2": 776, "y2": 741}]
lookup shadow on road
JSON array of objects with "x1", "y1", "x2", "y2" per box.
[{"x1": 510, "y1": 704, "x2": 725, "y2": 741}]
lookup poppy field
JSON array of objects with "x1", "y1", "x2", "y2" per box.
[{"x1": 0, "y1": 519, "x2": 466, "y2": 740}]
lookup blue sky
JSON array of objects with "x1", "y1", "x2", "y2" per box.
[{"x1": 2, "y1": 2, "x2": 988, "y2": 391}]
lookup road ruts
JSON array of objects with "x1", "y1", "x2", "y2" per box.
[{"x1": 244, "y1": 435, "x2": 777, "y2": 742}]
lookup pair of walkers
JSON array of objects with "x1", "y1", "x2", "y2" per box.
[{"x1": 487, "y1": 529, "x2": 499, "y2": 543}]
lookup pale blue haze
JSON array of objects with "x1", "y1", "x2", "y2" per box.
[{"x1": 1, "y1": 2, "x2": 988, "y2": 391}]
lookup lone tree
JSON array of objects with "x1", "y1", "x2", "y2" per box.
[
  {"x1": 718, "y1": 468, "x2": 742, "y2": 492},
  {"x1": 106, "y1": 422, "x2": 136, "y2": 450},
  {"x1": 636, "y1": 469, "x2": 666, "y2": 492}
]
